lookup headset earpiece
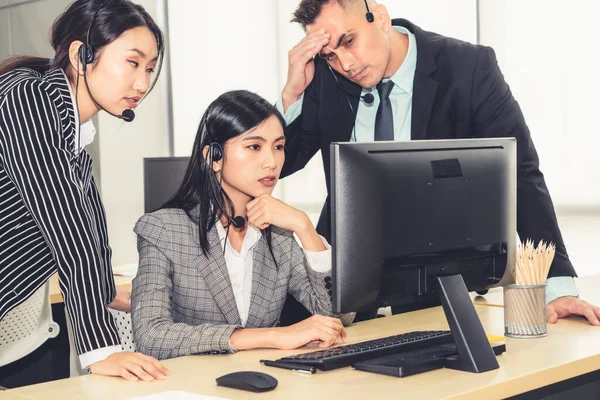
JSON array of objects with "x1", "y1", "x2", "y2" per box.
[
  {"x1": 363, "y1": 0, "x2": 374, "y2": 23},
  {"x1": 78, "y1": 44, "x2": 94, "y2": 71},
  {"x1": 210, "y1": 143, "x2": 223, "y2": 162}
]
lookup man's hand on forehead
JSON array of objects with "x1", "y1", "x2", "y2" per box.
[
  {"x1": 304, "y1": 28, "x2": 331, "y2": 57},
  {"x1": 282, "y1": 28, "x2": 330, "y2": 110}
]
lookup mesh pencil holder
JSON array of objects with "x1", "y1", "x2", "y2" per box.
[{"x1": 503, "y1": 284, "x2": 547, "y2": 338}]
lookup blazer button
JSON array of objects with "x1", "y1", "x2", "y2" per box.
[
  {"x1": 325, "y1": 282, "x2": 332, "y2": 290},
  {"x1": 324, "y1": 276, "x2": 332, "y2": 284},
  {"x1": 327, "y1": 289, "x2": 333, "y2": 297}
]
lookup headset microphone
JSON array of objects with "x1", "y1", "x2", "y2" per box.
[
  {"x1": 120, "y1": 109, "x2": 135, "y2": 122},
  {"x1": 360, "y1": 92, "x2": 374, "y2": 104},
  {"x1": 79, "y1": 2, "x2": 136, "y2": 123},
  {"x1": 229, "y1": 216, "x2": 246, "y2": 229},
  {"x1": 208, "y1": 142, "x2": 246, "y2": 229},
  {"x1": 338, "y1": 88, "x2": 374, "y2": 104},
  {"x1": 327, "y1": 64, "x2": 374, "y2": 105}
]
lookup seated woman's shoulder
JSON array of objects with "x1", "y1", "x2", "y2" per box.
[{"x1": 135, "y1": 207, "x2": 194, "y2": 234}]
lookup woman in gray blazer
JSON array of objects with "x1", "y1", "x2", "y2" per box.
[{"x1": 132, "y1": 90, "x2": 354, "y2": 360}]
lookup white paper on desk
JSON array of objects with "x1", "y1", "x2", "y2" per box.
[{"x1": 127, "y1": 391, "x2": 229, "y2": 400}]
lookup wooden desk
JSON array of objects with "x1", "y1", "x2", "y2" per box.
[
  {"x1": 49, "y1": 273, "x2": 134, "y2": 304},
  {"x1": 0, "y1": 392, "x2": 36, "y2": 400},
  {"x1": 10, "y1": 304, "x2": 600, "y2": 400},
  {"x1": 474, "y1": 274, "x2": 600, "y2": 308}
]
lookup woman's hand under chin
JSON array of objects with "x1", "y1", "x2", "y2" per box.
[
  {"x1": 246, "y1": 194, "x2": 326, "y2": 252},
  {"x1": 246, "y1": 194, "x2": 308, "y2": 232}
]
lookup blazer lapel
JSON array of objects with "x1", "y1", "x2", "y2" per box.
[
  {"x1": 411, "y1": 72, "x2": 438, "y2": 140},
  {"x1": 334, "y1": 76, "x2": 361, "y2": 143},
  {"x1": 393, "y1": 19, "x2": 439, "y2": 141},
  {"x1": 195, "y1": 226, "x2": 242, "y2": 326},
  {"x1": 321, "y1": 58, "x2": 361, "y2": 144},
  {"x1": 244, "y1": 235, "x2": 278, "y2": 328}
]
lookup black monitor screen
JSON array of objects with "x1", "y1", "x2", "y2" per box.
[
  {"x1": 330, "y1": 138, "x2": 516, "y2": 313},
  {"x1": 143, "y1": 157, "x2": 190, "y2": 213}
]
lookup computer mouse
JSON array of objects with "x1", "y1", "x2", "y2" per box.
[{"x1": 215, "y1": 371, "x2": 278, "y2": 393}]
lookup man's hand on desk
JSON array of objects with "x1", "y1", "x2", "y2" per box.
[
  {"x1": 108, "y1": 287, "x2": 131, "y2": 313},
  {"x1": 547, "y1": 296, "x2": 600, "y2": 326},
  {"x1": 89, "y1": 352, "x2": 171, "y2": 381}
]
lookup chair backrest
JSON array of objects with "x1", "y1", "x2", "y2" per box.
[
  {"x1": 0, "y1": 282, "x2": 59, "y2": 367},
  {"x1": 108, "y1": 309, "x2": 136, "y2": 352}
]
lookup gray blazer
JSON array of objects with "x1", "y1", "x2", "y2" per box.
[{"x1": 131, "y1": 208, "x2": 354, "y2": 360}]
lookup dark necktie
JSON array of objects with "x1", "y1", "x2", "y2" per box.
[{"x1": 374, "y1": 80, "x2": 395, "y2": 141}]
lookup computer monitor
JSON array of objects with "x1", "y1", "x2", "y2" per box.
[
  {"x1": 143, "y1": 157, "x2": 190, "y2": 213},
  {"x1": 330, "y1": 138, "x2": 516, "y2": 373}
]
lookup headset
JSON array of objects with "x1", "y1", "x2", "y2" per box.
[
  {"x1": 209, "y1": 142, "x2": 223, "y2": 163},
  {"x1": 78, "y1": 2, "x2": 135, "y2": 122},
  {"x1": 205, "y1": 139, "x2": 245, "y2": 230},
  {"x1": 364, "y1": 0, "x2": 374, "y2": 23},
  {"x1": 322, "y1": 0, "x2": 376, "y2": 142}
]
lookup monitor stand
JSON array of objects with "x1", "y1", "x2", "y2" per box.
[{"x1": 435, "y1": 274, "x2": 499, "y2": 373}]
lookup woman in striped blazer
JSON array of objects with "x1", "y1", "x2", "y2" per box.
[
  {"x1": 132, "y1": 91, "x2": 354, "y2": 360},
  {"x1": 0, "y1": 0, "x2": 168, "y2": 382}
]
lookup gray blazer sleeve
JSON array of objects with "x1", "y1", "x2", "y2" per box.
[
  {"x1": 131, "y1": 214, "x2": 241, "y2": 360},
  {"x1": 284, "y1": 232, "x2": 355, "y2": 326}
]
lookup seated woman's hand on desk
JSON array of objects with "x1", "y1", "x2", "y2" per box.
[
  {"x1": 547, "y1": 297, "x2": 600, "y2": 326},
  {"x1": 108, "y1": 287, "x2": 132, "y2": 313},
  {"x1": 230, "y1": 315, "x2": 347, "y2": 350},
  {"x1": 276, "y1": 315, "x2": 347, "y2": 349},
  {"x1": 89, "y1": 352, "x2": 171, "y2": 382}
]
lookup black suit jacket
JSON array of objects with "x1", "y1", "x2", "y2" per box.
[{"x1": 282, "y1": 19, "x2": 575, "y2": 278}]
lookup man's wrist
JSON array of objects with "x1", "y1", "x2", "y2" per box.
[
  {"x1": 281, "y1": 88, "x2": 301, "y2": 112},
  {"x1": 546, "y1": 276, "x2": 579, "y2": 304}
]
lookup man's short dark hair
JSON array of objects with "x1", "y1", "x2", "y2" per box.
[{"x1": 292, "y1": 0, "x2": 351, "y2": 28}]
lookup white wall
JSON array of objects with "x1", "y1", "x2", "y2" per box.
[
  {"x1": 479, "y1": 0, "x2": 600, "y2": 277},
  {"x1": 96, "y1": 0, "x2": 170, "y2": 266},
  {"x1": 168, "y1": 0, "x2": 280, "y2": 156},
  {"x1": 479, "y1": 0, "x2": 600, "y2": 207}
]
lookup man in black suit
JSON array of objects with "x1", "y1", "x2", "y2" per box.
[{"x1": 277, "y1": 0, "x2": 600, "y2": 325}]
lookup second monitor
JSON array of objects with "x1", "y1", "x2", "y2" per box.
[{"x1": 330, "y1": 137, "x2": 516, "y2": 372}]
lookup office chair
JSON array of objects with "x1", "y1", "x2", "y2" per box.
[
  {"x1": 108, "y1": 309, "x2": 136, "y2": 352},
  {"x1": 0, "y1": 282, "x2": 60, "y2": 368}
]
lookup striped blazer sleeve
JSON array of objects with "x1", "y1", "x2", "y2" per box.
[{"x1": 0, "y1": 79, "x2": 120, "y2": 355}]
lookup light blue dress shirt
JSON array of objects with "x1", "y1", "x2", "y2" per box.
[{"x1": 276, "y1": 27, "x2": 578, "y2": 304}]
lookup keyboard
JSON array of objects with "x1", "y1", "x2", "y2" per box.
[{"x1": 279, "y1": 330, "x2": 453, "y2": 371}]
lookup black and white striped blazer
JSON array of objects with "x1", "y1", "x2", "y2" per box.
[{"x1": 0, "y1": 67, "x2": 120, "y2": 355}]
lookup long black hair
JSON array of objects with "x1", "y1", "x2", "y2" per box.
[
  {"x1": 162, "y1": 90, "x2": 286, "y2": 257},
  {"x1": 0, "y1": 0, "x2": 165, "y2": 91}
]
